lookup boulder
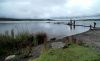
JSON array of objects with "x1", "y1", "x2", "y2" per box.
[
  {"x1": 50, "y1": 42, "x2": 66, "y2": 48},
  {"x1": 5, "y1": 55, "x2": 16, "y2": 61}
]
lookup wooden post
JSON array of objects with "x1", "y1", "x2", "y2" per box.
[
  {"x1": 73, "y1": 20, "x2": 75, "y2": 29},
  {"x1": 70, "y1": 20, "x2": 72, "y2": 25},
  {"x1": 90, "y1": 25, "x2": 92, "y2": 30},
  {"x1": 73, "y1": 20, "x2": 75, "y2": 26},
  {"x1": 94, "y1": 22, "x2": 96, "y2": 29}
]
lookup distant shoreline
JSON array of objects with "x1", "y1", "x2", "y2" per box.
[{"x1": 0, "y1": 18, "x2": 100, "y2": 21}]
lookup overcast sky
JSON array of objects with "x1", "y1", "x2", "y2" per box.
[{"x1": 0, "y1": 0, "x2": 100, "y2": 19}]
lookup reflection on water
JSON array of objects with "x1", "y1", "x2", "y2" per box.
[{"x1": 0, "y1": 21, "x2": 100, "y2": 39}]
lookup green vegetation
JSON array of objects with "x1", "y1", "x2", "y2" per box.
[
  {"x1": 33, "y1": 44, "x2": 100, "y2": 61},
  {"x1": 0, "y1": 31, "x2": 100, "y2": 61},
  {"x1": 0, "y1": 32, "x2": 47, "y2": 60},
  {"x1": 0, "y1": 32, "x2": 31, "y2": 57}
]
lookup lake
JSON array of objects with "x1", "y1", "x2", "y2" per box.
[{"x1": 0, "y1": 20, "x2": 100, "y2": 39}]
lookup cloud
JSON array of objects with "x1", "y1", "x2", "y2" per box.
[{"x1": 0, "y1": 0, "x2": 100, "y2": 18}]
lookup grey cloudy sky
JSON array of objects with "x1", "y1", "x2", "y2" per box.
[{"x1": 0, "y1": 0, "x2": 100, "y2": 18}]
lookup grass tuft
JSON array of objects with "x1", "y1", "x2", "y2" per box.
[{"x1": 0, "y1": 32, "x2": 48, "y2": 60}]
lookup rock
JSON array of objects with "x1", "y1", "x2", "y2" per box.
[
  {"x1": 50, "y1": 42, "x2": 65, "y2": 48},
  {"x1": 63, "y1": 44, "x2": 71, "y2": 49},
  {"x1": 5, "y1": 55, "x2": 16, "y2": 61}
]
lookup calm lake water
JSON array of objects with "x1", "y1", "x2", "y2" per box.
[{"x1": 0, "y1": 20, "x2": 100, "y2": 39}]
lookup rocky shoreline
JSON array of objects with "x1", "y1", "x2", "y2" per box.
[
  {"x1": 30, "y1": 28, "x2": 100, "y2": 60},
  {"x1": 2, "y1": 28, "x2": 100, "y2": 61},
  {"x1": 33, "y1": 28, "x2": 100, "y2": 59}
]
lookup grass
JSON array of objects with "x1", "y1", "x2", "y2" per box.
[
  {"x1": 0, "y1": 31, "x2": 100, "y2": 61},
  {"x1": 0, "y1": 32, "x2": 31, "y2": 58},
  {"x1": 0, "y1": 32, "x2": 48, "y2": 60},
  {"x1": 33, "y1": 44, "x2": 100, "y2": 61}
]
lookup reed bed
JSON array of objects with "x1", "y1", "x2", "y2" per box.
[{"x1": 0, "y1": 31, "x2": 48, "y2": 60}]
